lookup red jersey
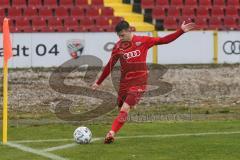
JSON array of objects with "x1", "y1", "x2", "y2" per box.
[{"x1": 96, "y1": 29, "x2": 184, "y2": 91}]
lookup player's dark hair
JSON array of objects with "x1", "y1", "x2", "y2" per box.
[{"x1": 115, "y1": 20, "x2": 130, "y2": 33}]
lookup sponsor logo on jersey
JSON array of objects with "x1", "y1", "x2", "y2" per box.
[
  {"x1": 123, "y1": 50, "x2": 141, "y2": 59},
  {"x1": 135, "y1": 42, "x2": 142, "y2": 46}
]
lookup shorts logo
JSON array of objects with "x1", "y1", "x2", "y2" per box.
[{"x1": 123, "y1": 50, "x2": 141, "y2": 60}]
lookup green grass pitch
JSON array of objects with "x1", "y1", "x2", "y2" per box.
[{"x1": 1, "y1": 120, "x2": 240, "y2": 160}]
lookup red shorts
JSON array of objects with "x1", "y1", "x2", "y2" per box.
[{"x1": 117, "y1": 85, "x2": 146, "y2": 108}]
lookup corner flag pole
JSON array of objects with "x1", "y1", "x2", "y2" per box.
[
  {"x1": 2, "y1": 18, "x2": 12, "y2": 144},
  {"x1": 2, "y1": 51, "x2": 8, "y2": 145}
]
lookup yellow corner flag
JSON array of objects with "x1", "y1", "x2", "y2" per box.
[{"x1": 2, "y1": 18, "x2": 12, "y2": 144}]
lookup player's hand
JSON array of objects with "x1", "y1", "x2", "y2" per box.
[
  {"x1": 181, "y1": 21, "x2": 196, "y2": 32},
  {"x1": 91, "y1": 82, "x2": 99, "y2": 90}
]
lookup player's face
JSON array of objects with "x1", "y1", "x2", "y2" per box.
[{"x1": 117, "y1": 29, "x2": 131, "y2": 41}]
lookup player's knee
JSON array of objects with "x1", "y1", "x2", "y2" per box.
[{"x1": 121, "y1": 102, "x2": 131, "y2": 113}]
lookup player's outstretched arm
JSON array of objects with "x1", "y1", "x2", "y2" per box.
[
  {"x1": 147, "y1": 21, "x2": 196, "y2": 47},
  {"x1": 181, "y1": 21, "x2": 196, "y2": 32},
  {"x1": 91, "y1": 53, "x2": 119, "y2": 90}
]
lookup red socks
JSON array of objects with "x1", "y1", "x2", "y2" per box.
[{"x1": 111, "y1": 111, "x2": 128, "y2": 133}]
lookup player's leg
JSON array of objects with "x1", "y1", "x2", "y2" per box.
[
  {"x1": 109, "y1": 87, "x2": 145, "y2": 136},
  {"x1": 111, "y1": 102, "x2": 131, "y2": 134},
  {"x1": 104, "y1": 88, "x2": 144, "y2": 144},
  {"x1": 104, "y1": 102, "x2": 131, "y2": 144},
  {"x1": 104, "y1": 85, "x2": 146, "y2": 144}
]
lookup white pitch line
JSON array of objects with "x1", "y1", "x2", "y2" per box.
[
  {"x1": 43, "y1": 138, "x2": 102, "y2": 152},
  {"x1": 117, "y1": 131, "x2": 240, "y2": 139},
  {"x1": 11, "y1": 131, "x2": 240, "y2": 144},
  {"x1": 43, "y1": 143, "x2": 77, "y2": 152},
  {"x1": 11, "y1": 139, "x2": 73, "y2": 143},
  {"x1": 34, "y1": 131, "x2": 240, "y2": 152},
  {"x1": 5, "y1": 131, "x2": 240, "y2": 160},
  {"x1": 7, "y1": 142, "x2": 68, "y2": 160}
]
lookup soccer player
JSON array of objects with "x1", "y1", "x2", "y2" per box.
[{"x1": 91, "y1": 20, "x2": 195, "y2": 144}]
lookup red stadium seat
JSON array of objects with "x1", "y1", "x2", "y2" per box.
[
  {"x1": 10, "y1": 26, "x2": 18, "y2": 32},
  {"x1": 91, "y1": 0, "x2": 103, "y2": 6},
  {"x1": 199, "y1": 0, "x2": 212, "y2": 6},
  {"x1": 171, "y1": 0, "x2": 183, "y2": 6},
  {"x1": 152, "y1": 7, "x2": 165, "y2": 20},
  {"x1": 167, "y1": 7, "x2": 180, "y2": 17},
  {"x1": 55, "y1": 7, "x2": 69, "y2": 17},
  {"x1": 0, "y1": 0, "x2": 9, "y2": 8},
  {"x1": 70, "y1": 7, "x2": 85, "y2": 18},
  {"x1": 181, "y1": 7, "x2": 195, "y2": 18},
  {"x1": 194, "y1": 18, "x2": 208, "y2": 30},
  {"x1": 211, "y1": 6, "x2": 224, "y2": 17},
  {"x1": 196, "y1": 7, "x2": 210, "y2": 17},
  {"x1": 8, "y1": 7, "x2": 22, "y2": 18},
  {"x1": 105, "y1": 26, "x2": 114, "y2": 32},
  {"x1": 164, "y1": 18, "x2": 178, "y2": 30},
  {"x1": 64, "y1": 18, "x2": 79, "y2": 31},
  {"x1": 95, "y1": 16, "x2": 109, "y2": 26},
  {"x1": 0, "y1": 8, "x2": 5, "y2": 17},
  {"x1": 32, "y1": 17, "x2": 49, "y2": 32},
  {"x1": 87, "y1": 26, "x2": 102, "y2": 32},
  {"x1": 8, "y1": 18, "x2": 14, "y2": 26},
  {"x1": 213, "y1": 0, "x2": 225, "y2": 6},
  {"x1": 101, "y1": 7, "x2": 113, "y2": 16},
  {"x1": 23, "y1": 7, "x2": 38, "y2": 17},
  {"x1": 12, "y1": 0, "x2": 27, "y2": 8},
  {"x1": 59, "y1": 0, "x2": 74, "y2": 7},
  {"x1": 43, "y1": 0, "x2": 58, "y2": 8},
  {"x1": 155, "y1": 0, "x2": 169, "y2": 8},
  {"x1": 0, "y1": 16, "x2": 4, "y2": 25},
  {"x1": 76, "y1": 0, "x2": 89, "y2": 7},
  {"x1": 15, "y1": 18, "x2": 29, "y2": 27},
  {"x1": 185, "y1": 0, "x2": 197, "y2": 7},
  {"x1": 225, "y1": 7, "x2": 239, "y2": 17},
  {"x1": 39, "y1": 8, "x2": 53, "y2": 17},
  {"x1": 178, "y1": 17, "x2": 194, "y2": 24},
  {"x1": 48, "y1": 17, "x2": 63, "y2": 27},
  {"x1": 110, "y1": 16, "x2": 124, "y2": 26},
  {"x1": 80, "y1": 17, "x2": 96, "y2": 31},
  {"x1": 28, "y1": 0, "x2": 42, "y2": 8},
  {"x1": 48, "y1": 17, "x2": 65, "y2": 32},
  {"x1": 15, "y1": 18, "x2": 32, "y2": 32},
  {"x1": 102, "y1": 25, "x2": 114, "y2": 32},
  {"x1": 209, "y1": 17, "x2": 222, "y2": 30},
  {"x1": 85, "y1": 6, "x2": 100, "y2": 18},
  {"x1": 141, "y1": 0, "x2": 155, "y2": 9},
  {"x1": 77, "y1": 26, "x2": 89, "y2": 32},
  {"x1": 227, "y1": 0, "x2": 239, "y2": 6},
  {"x1": 12, "y1": 18, "x2": 30, "y2": 32},
  {"x1": 80, "y1": 17, "x2": 94, "y2": 26},
  {"x1": 95, "y1": 17, "x2": 112, "y2": 31},
  {"x1": 223, "y1": 17, "x2": 238, "y2": 30}
]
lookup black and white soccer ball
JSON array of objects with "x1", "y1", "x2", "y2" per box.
[{"x1": 73, "y1": 126, "x2": 92, "y2": 144}]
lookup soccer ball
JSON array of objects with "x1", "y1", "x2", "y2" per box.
[{"x1": 73, "y1": 126, "x2": 92, "y2": 144}]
